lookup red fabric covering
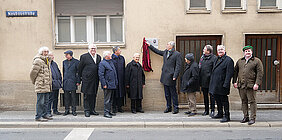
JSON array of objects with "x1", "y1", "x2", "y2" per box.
[{"x1": 142, "y1": 38, "x2": 153, "y2": 72}]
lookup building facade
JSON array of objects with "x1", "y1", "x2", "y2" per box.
[{"x1": 0, "y1": 0, "x2": 281, "y2": 111}]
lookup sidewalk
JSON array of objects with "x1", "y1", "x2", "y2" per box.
[{"x1": 0, "y1": 110, "x2": 282, "y2": 128}]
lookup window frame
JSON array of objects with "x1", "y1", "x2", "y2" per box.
[
  {"x1": 186, "y1": 0, "x2": 211, "y2": 14},
  {"x1": 257, "y1": 0, "x2": 282, "y2": 13},
  {"x1": 55, "y1": 15, "x2": 125, "y2": 48},
  {"x1": 221, "y1": 0, "x2": 247, "y2": 13}
]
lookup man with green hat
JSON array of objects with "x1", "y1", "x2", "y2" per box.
[{"x1": 233, "y1": 45, "x2": 263, "y2": 125}]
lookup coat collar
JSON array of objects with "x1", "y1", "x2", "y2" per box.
[{"x1": 213, "y1": 54, "x2": 227, "y2": 70}]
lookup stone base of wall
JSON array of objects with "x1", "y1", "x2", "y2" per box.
[{"x1": 0, "y1": 80, "x2": 245, "y2": 111}]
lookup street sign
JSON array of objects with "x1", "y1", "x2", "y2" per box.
[{"x1": 6, "y1": 11, "x2": 37, "y2": 17}]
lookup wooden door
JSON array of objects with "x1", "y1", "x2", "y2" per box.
[
  {"x1": 176, "y1": 35, "x2": 222, "y2": 105},
  {"x1": 245, "y1": 35, "x2": 281, "y2": 103}
]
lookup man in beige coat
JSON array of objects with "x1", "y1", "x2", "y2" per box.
[
  {"x1": 233, "y1": 46, "x2": 263, "y2": 125},
  {"x1": 30, "y1": 46, "x2": 53, "y2": 122}
]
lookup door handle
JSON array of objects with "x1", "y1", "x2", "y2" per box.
[{"x1": 273, "y1": 60, "x2": 280, "y2": 66}]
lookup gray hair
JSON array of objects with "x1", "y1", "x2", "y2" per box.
[
  {"x1": 205, "y1": 45, "x2": 213, "y2": 53},
  {"x1": 103, "y1": 51, "x2": 111, "y2": 58},
  {"x1": 133, "y1": 53, "x2": 140, "y2": 57},
  {"x1": 88, "y1": 44, "x2": 97, "y2": 50},
  {"x1": 168, "y1": 41, "x2": 175, "y2": 48},
  {"x1": 217, "y1": 45, "x2": 225, "y2": 51},
  {"x1": 38, "y1": 46, "x2": 50, "y2": 55},
  {"x1": 112, "y1": 46, "x2": 120, "y2": 53}
]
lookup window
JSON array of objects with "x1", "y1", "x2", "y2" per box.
[
  {"x1": 261, "y1": 0, "x2": 277, "y2": 7},
  {"x1": 222, "y1": 0, "x2": 247, "y2": 13},
  {"x1": 186, "y1": 0, "x2": 211, "y2": 14},
  {"x1": 55, "y1": 0, "x2": 124, "y2": 46},
  {"x1": 258, "y1": 0, "x2": 282, "y2": 12}
]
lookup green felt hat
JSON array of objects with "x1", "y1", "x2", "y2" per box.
[{"x1": 243, "y1": 46, "x2": 253, "y2": 51}]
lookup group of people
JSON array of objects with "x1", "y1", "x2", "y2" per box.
[
  {"x1": 30, "y1": 44, "x2": 145, "y2": 121},
  {"x1": 30, "y1": 40, "x2": 263, "y2": 125},
  {"x1": 147, "y1": 41, "x2": 263, "y2": 125}
]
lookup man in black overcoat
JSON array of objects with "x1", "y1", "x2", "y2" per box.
[{"x1": 78, "y1": 44, "x2": 101, "y2": 117}]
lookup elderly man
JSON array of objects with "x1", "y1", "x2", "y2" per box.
[
  {"x1": 30, "y1": 46, "x2": 53, "y2": 121},
  {"x1": 209, "y1": 45, "x2": 234, "y2": 123},
  {"x1": 199, "y1": 45, "x2": 217, "y2": 117},
  {"x1": 111, "y1": 46, "x2": 126, "y2": 113},
  {"x1": 99, "y1": 51, "x2": 118, "y2": 118},
  {"x1": 233, "y1": 46, "x2": 263, "y2": 125},
  {"x1": 125, "y1": 53, "x2": 145, "y2": 114},
  {"x1": 62, "y1": 50, "x2": 80, "y2": 116},
  {"x1": 78, "y1": 44, "x2": 101, "y2": 117},
  {"x1": 47, "y1": 52, "x2": 62, "y2": 116},
  {"x1": 180, "y1": 53, "x2": 199, "y2": 117},
  {"x1": 147, "y1": 41, "x2": 182, "y2": 114}
]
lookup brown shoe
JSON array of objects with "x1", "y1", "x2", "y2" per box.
[
  {"x1": 43, "y1": 116, "x2": 53, "y2": 120},
  {"x1": 240, "y1": 117, "x2": 249, "y2": 123},
  {"x1": 248, "y1": 119, "x2": 255, "y2": 125},
  {"x1": 35, "y1": 118, "x2": 48, "y2": 122}
]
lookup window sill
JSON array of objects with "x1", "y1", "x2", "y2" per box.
[
  {"x1": 186, "y1": 9, "x2": 211, "y2": 14},
  {"x1": 55, "y1": 42, "x2": 125, "y2": 49},
  {"x1": 221, "y1": 9, "x2": 246, "y2": 14},
  {"x1": 257, "y1": 9, "x2": 282, "y2": 13}
]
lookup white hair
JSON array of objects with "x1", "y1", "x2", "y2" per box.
[
  {"x1": 133, "y1": 53, "x2": 140, "y2": 57},
  {"x1": 217, "y1": 45, "x2": 226, "y2": 51},
  {"x1": 38, "y1": 46, "x2": 50, "y2": 55},
  {"x1": 88, "y1": 44, "x2": 97, "y2": 50},
  {"x1": 103, "y1": 51, "x2": 111, "y2": 58},
  {"x1": 168, "y1": 41, "x2": 175, "y2": 48}
]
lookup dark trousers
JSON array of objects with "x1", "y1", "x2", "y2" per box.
[
  {"x1": 131, "y1": 99, "x2": 142, "y2": 111},
  {"x1": 112, "y1": 96, "x2": 123, "y2": 110},
  {"x1": 164, "y1": 85, "x2": 179, "y2": 110},
  {"x1": 64, "y1": 90, "x2": 77, "y2": 111},
  {"x1": 202, "y1": 88, "x2": 215, "y2": 113},
  {"x1": 47, "y1": 89, "x2": 59, "y2": 114},
  {"x1": 214, "y1": 94, "x2": 230, "y2": 117},
  {"x1": 104, "y1": 89, "x2": 114, "y2": 114},
  {"x1": 83, "y1": 93, "x2": 97, "y2": 113},
  {"x1": 35, "y1": 92, "x2": 50, "y2": 119}
]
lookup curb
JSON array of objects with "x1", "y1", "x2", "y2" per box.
[{"x1": 1, "y1": 121, "x2": 282, "y2": 128}]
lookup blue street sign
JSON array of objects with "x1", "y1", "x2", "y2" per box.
[{"x1": 6, "y1": 11, "x2": 37, "y2": 17}]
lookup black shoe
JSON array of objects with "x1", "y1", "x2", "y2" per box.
[
  {"x1": 132, "y1": 110, "x2": 137, "y2": 114},
  {"x1": 63, "y1": 111, "x2": 70, "y2": 116},
  {"x1": 104, "y1": 113, "x2": 112, "y2": 118},
  {"x1": 47, "y1": 114, "x2": 53, "y2": 117},
  {"x1": 202, "y1": 111, "x2": 209, "y2": 116},
  {"x1": 43, "y1": 116, "x2": 53, "y2": 120},
  {"x1": 35, "y1": 118, "x2": 48, "y2": 122},
  {"x1": 164, "y1": 108, "x2": 172, "y2": 113},
  {"x1": 248, "y1": 119, "x2": 255, "y2": 125},
  {"x1": 109, "y1": 112, "x2": 116, "y2": 116},
  {"x1": 184, "y1": 111, "x2": 192, "y2": 115},
  {"x1": 212, "y1": 114, "x2": 223, "y2": 119},
  {"x1": 137, "y1": 110, "x2": 145, "y2": 113},
  {"x1": 112, "y1": 108, "x2": 117, "y2": 113},
  {"x1": 220, "y1": 116, "x2": 230, "y2": 123},
  {"x1": 118, "y1": 108, "x2": 124, "y2": 113},
  {"x1": 72, "y1": 111, "x2": 77, "y2": 116},
  {"x1": 85, "y1": 111, "x2": 90, "y2": 117},
  {"x1": 209, "y1": 111, "x2": 215, "y2": 118},
  {"x1": 172, "y1": 109, "x2": 179, "y2": 114},
  {"x1": 240, "y1": 117, "x2": 250, "y2": 123},
  {"x1": 53, "y1": 111, "x2": 62, "y2": 115},
  {"x1": 90, "y1": 111, "x2": 99, "y2": 116},
  {"x1": 188, "y1": 113, "x2": 197, "y2": 117}
]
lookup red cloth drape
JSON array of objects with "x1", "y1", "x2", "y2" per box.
[{"x1": 142, "y1": 38, "x2": 153, "y2": 72}]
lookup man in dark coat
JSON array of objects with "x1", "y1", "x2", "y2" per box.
[
  {"x1": 180, "y1": 53, "x2": 199, "y2": 117},
  {"x1": 199, "y1": 45, "x2": 217, "y2": 117},
  {"x1": 62, "y1": 50, "x2": 80, "y2": 116},
  {"x1": 233, "y1": 46, "x2": 263, "y2": 125},
  {"x1": 111, "y1": 46, "x2": 126, "y2": 113},
  {"x1": 47, "y1": 52, "x2": 62, "y2": 116},
  {"x1": 209, "y1": 45, "x2": 234, "y2": 123},
  {"x1": 99, "y1": 51, "x2": 118, "y2": 118},
  {"x1": 78, "y1": 44, "x2": 101, "y2": 117},
  {"x1": 147, "y1": 41, "x2": 182, "y2": 114},
  {"x1": 125, "y1": 53, "x2": 145, "y2": 114}
]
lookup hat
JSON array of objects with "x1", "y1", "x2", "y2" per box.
[
  {"x1": 243, "y1": 46, "x2": 253, "y2": 51},
  {"x1": 185, "y1": 53, "x2": 194, "y2": 61},
  {"x1": 64, "y1": 50, "x2": 73, "y2": 56}
]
